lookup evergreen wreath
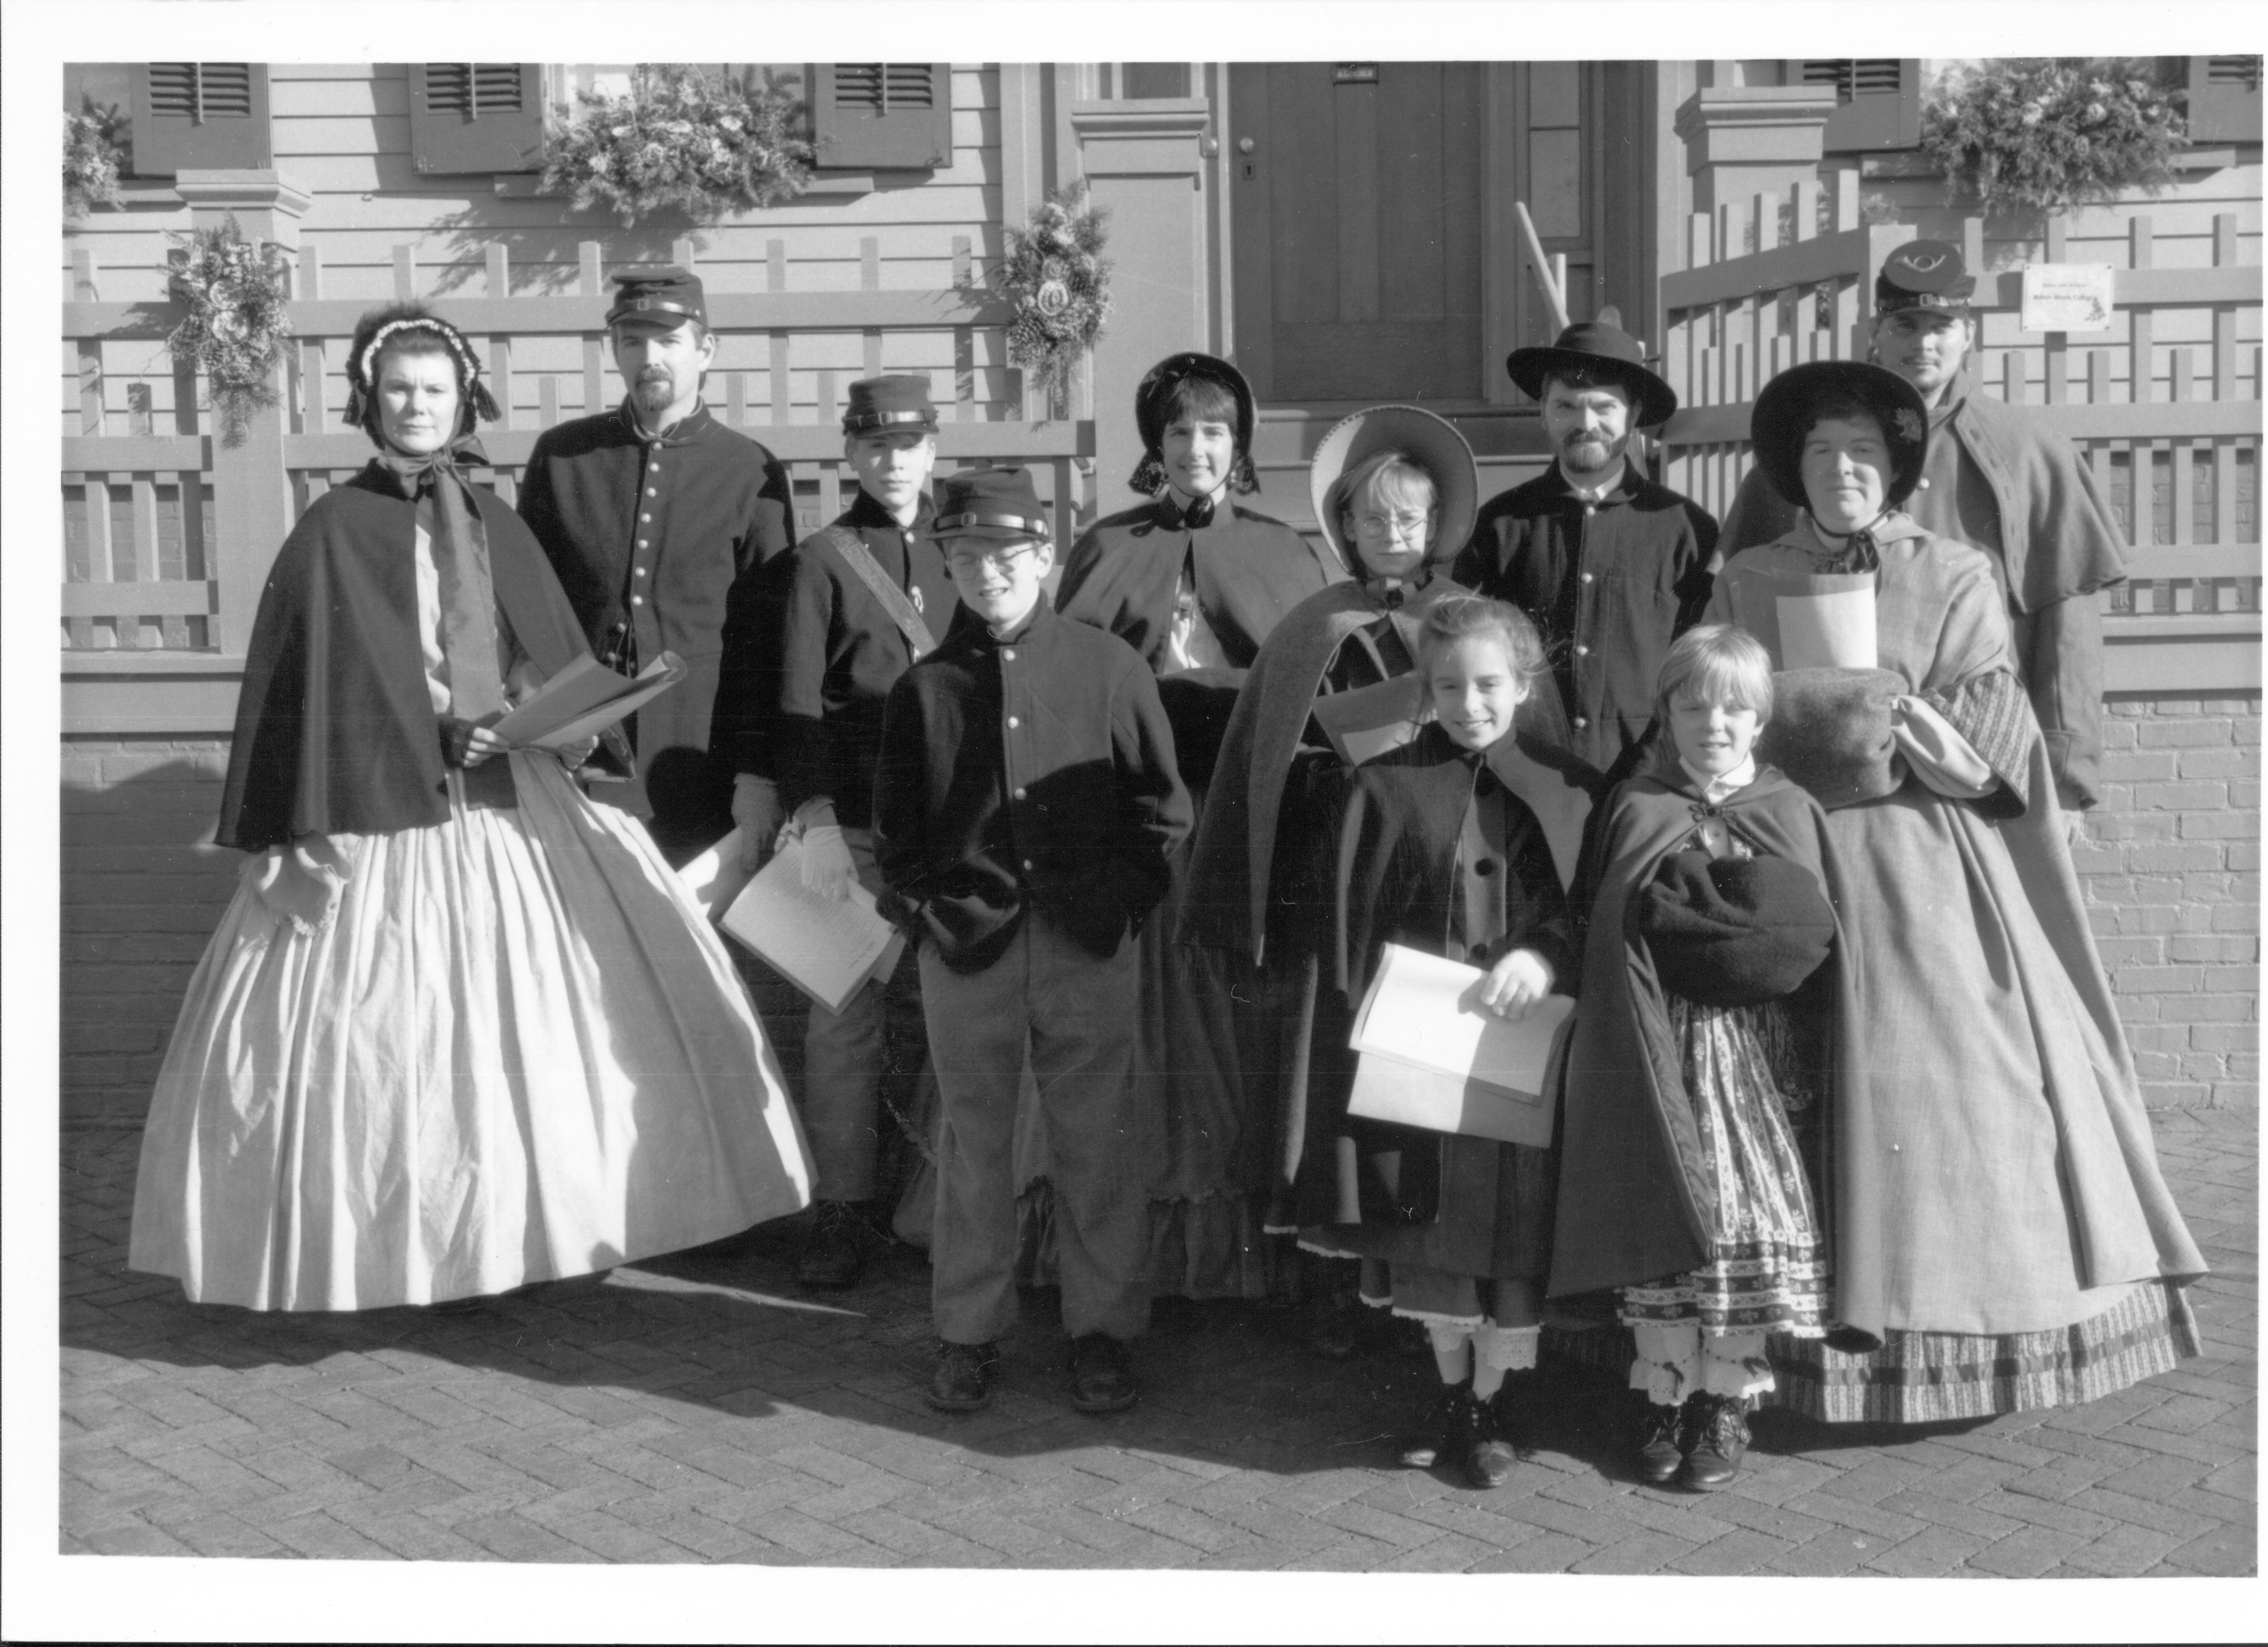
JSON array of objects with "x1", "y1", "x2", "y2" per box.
[
  {"x1": 164, "y1": 215, "x2": 295, "y2": 448},
  {"x1": 65, "y1": 95, "x2": 129, "y2": 217},
  {"x1": 539, "y1": 65, "x2": 814, "y2": 227},
  {"x1": 1920, "y1": 59, "x2": 2190, "y2": 218},
  {"x1": 1000, "y1": 181, "x2": 1112, "y2": 409}
]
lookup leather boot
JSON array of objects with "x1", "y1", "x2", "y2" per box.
[
  {"x1": 925, "y1": 1340, "x2": 999, "y2": 1413},
  {"x1": 1466, "y1": 1375, "x2": 1530, "y2": 1489},
  {"x1": 796, "y1": 1200, "x2": 866, "y2": 1289},
  {"x1": 1068, "y1": 1334, "x2": 1138, "y2": 1414},
  {"x1": 1634, "y1": 1395, "x2": 1687, "y2": 1485},
  {"x1": 1398, "y1": 1381, "x2": 1477, "y2": 1469},
  {"x1": 1679, "y1": 1392, "x2": 1751, "y2": 1491}
]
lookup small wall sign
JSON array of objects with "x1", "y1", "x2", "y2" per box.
[
  {"x1": 1333, "y1": 63, "x2": 1380, "y2": 86},
  {"x1": 2020, "y1": 263, "x2": 2116, "y2": 334}
]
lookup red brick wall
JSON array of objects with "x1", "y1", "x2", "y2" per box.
[
  {"x1": 57, "y1": 696, "x2": 2264, "y2": 1122},
  {"x1": 2074, "y1": 694, "x2": 2262, "y2": 1111}
]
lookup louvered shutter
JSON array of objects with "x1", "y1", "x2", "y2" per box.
[
  {"x1": 810, "y1": 63, "x2": 952, "y2": 169},
  {"x1": 409, "y1": 64, "x2": 546, "y2": 174},
  {"x1": 2187, "y1": 56, "x2": 2262, "y2": 143},
  {"x1": 1783, "y1": 59, "x2": 1921, "y2": 152},
  {"x1": 129, "y1": 63, "x2": 272, "y2": 174}
]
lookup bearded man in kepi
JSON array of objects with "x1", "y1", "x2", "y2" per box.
[
  {"x1": 516, "y1": 264, "x2": 797, "y2": 864},
  {"x1": 1453, "y1": 318, "x2": 1718, "y2": 787},
  {"x1": 1717, "y1": 239, "x2": 2128, "y2": 824}
]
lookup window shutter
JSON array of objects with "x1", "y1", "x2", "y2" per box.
[
  {"x1": 1784, "y1": 59, "x2": 1921, "y2": 152},
  {"x1": 2187, "y1": 56, "x2": 2263, "y2": 144},
  {"x1": 409, "y1": 64, "x2": 546, "y2": 174},
  {"x1": 810, "y1": 63, "x2": 952, "y2": 170},
  {"x1": 129, "y1": 63, "x2": 272, "y2": 175}
]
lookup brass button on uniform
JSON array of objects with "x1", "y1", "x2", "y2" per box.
[{"x1": 1006, "y1": 715, "x2": 1020, "y2": 729}]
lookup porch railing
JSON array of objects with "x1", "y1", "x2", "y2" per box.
[{"x1": 62, "y1": 236, "x2": 1093, "y2": 722}]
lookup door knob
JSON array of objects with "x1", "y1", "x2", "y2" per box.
[{"x1": 1237, "y1": 137, "x2": 1256, "y2": 154}]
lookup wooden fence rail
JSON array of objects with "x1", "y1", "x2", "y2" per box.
[
  {"x1": 1658, "y1": 186, "x2": 2262, "y2": 693},
  {"x1": 63, "y1": 236, "x2": 1093, "y2": 675}
]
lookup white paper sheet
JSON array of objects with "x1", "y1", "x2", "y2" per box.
[
  {"x1": 491, "y1": 650, "x2": 685, "y2": 749},
  {"x1": 1346, "y1": 1051, "x2": 1557, "y2": 1148},
  {"x1": 1311, "y1": 673, "x2": 1427, "y2": 767},
  {"x1": 1349, "y1": 942, "x2": 1575, "y2": 1099},
  {"x1": 718, "y1": 839, "x2": 904, "y2": 1014},
  {"x1": 1775, "y1": 575, "x2": 1877, "y2": 671}
]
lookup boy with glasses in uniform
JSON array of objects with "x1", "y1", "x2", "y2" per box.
[{"x1": 873, "y1": 469, "x2": 1191, "y2": 1415}]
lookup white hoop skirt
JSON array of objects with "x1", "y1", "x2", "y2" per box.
[{"x1": 129, "y1": 751, "x2": 814, "y2": 1311}]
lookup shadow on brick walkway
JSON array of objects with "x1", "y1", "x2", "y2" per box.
[{"x1": 60, "y1": 1109, "x2": 2256, "y2": 1573}]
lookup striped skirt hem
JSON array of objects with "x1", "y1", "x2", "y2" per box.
[{"x1": 1762, "y1": 1280, "x2": 2200, "y2": 1425}]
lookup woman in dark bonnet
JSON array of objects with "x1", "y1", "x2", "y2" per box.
[{"x1": 130, "y1": 304, "x2": 812, "y2": 1313}]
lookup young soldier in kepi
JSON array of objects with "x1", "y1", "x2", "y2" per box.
[
  {"x1": 1453, "y1": 320, "x2": 1717, "y2": 787},
  {"x1": 1053, "y1": 352, "x2": 1342, "y2": 1302},
  {"x1": 516, "y1": 264, "x2": 796, "y2": 864},
  {"x1": 730, "y1": 375, "x2": 960, "y2": 1288},
  {"x1": 873, "y1": 468, "x2": 1192, "y2": 1415},
  {"x1": 1717, "y1": 240, "x2": 2127, "y2": 824}
]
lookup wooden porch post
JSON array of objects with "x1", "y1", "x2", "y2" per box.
[{"x1": 172, "y1": 169, "x2": 313, "y2": 656}]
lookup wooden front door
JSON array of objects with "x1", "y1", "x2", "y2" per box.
[{"x1": 1229, "y1": 62, "x2": 1484, "y2": 403}]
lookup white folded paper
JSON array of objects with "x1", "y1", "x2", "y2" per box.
[
  {"x1": 1345, "y1": 942, "x2": 1574, "y2": 1148},
  {"x1": 490, "y1": 651, "x2": 685, "y2": 750},
  {"x1": 1311, "y1": 673, "x2": 1428, "y2": 767},
  {"x1": 718, "y1": 838, "x2": 906, "y2": 1014},
  {"x1": 1775, "y1": 573, "x2": 1877, "y2": 671}
]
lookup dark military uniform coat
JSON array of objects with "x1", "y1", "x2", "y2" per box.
[
  {"x1": 517, "y1": 399, "x2": 793, "y2": 860},
  {"x1": 1453, "y1": 466, "x2": 1716, "y2": 783},
  {"x1": 733, "y1": 488, "x2": 957, "y2": 831}
]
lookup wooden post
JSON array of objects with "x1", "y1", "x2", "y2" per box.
[{"x1": 172, "y1": 169, "x2": 312, "y2": 654}]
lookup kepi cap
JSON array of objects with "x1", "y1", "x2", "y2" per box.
[
  {"x1": 606, "y1": 264, "x2": 707, "y2": 330},
  {"x1": 843, "y1": 374, "x2": 939, "y2": 435},
  {"x1": 929, "y1": 467, "x2": 1052, "y2": 543},
  {"x1": 1875, "y1": 239, "x2": 1977, "y2": 316}
]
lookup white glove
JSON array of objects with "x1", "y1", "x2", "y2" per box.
[
  {"x1": 248, "y1": 834, "x2": 351, "y2": 937},
  {"x1": 800, "y1": 822, "x2": 856, "y2": 902},
  {"x1": 1480, "y1": 948, "x2": 1555, "y2": 1019},
  {"x1": 732, "y1": 774, "x2": 784, "y2": 873}
]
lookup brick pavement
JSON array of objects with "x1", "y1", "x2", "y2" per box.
[{"x1": 57, "y1": 1108, "x2": 2256, "y2": 1575}]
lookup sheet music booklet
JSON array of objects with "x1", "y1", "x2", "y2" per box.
[
  {"x1": 490, "y1": 651, "x2": 686, "y2": 750},
  {"x1": 718, "y1": 837, "x2": 906, "y2": 1014},
  {"x1": 1345, "y1": 942, "x2": 1574, "y2": 1148}
]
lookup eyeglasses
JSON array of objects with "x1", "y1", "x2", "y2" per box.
[
  {"x1": 945, "y1": 543, "x2": 1040, "y2": 575},
  {"x1": 1351, "y1": 510, "x2": 1433, "y2": 541}
]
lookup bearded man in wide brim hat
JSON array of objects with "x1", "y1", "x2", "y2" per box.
[
  {"x1": 1453, "y1": 319, "x2": 1718, "y2": 785},
  {"x1": 1717, "y1": 239, "x2": 2128, "y2": 825}
]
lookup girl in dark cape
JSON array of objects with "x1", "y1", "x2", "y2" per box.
[
  {"x1": 1180, "y1": 405, "x2": 1499, "y2": 1353},
  {"x1": 1034, "y1": 354, "x2": 1342, "y2": 1300},
  {"x1": 1298, "y1": 595, "x2": 1586, "y2": 1488},
  {"x1": 1710, "y1": 361, "x2": 2204, "y2": 1421},
  {"x1": 129, "y1": 306, "x2": 812, "y2": 1311},
  {"x1": 1554, "y1": 624, "x2": 1847, "y2": 1492}
]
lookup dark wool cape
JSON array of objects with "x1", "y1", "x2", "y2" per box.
[
  {"x1": 217, "y1": 464, "x2": 597, "y2": 854},
  {"x1": 1547, "y1": 758, "x2": 1857, "y2": 1308},
  {"x1": 1055, "y1": 499, "x2": 1342, "y2": 788},
  {"x1": 1290, "y1": 721, "x2": 1589, "y2": 1248},
  {"x1": 1178, "y1": 576, "x2": 1471, "y2": 961}
]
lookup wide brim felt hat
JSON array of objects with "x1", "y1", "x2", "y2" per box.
[
  {"x1": 1750, "y1": 360, "x2": 1930, "y2": 513},
  {"x1": 1134, "y1": 352, "x2": 1256, "y2": 455},
  {"x1": 1308, "y1": 404, "x2": 1479, "y2": 574},
  {"x1": 1506, "y1": 320, "x2": 1678, "y2": 428}
]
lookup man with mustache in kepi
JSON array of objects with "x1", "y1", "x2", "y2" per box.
[
  {"x1": 1453, "y1": 320, "x2": 1718, "y2": 784},
  {"x1": 1717, "y1": 240, "x2": 2128, "y2": 830},
  {"x1": 517, "y1": 265, "x2": 796, "y2": 865}
]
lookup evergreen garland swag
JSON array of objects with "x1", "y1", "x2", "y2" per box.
[
  {"x1": 164, "y1": 215, "x2": 294, "y2": 449},
  {"x1": 65, "y1": 96, "x2": 129, "y2": 217},
  {"x1": 539, "y1": 66, "x2": 814, "y2": 227},
  {"x1": 1000, "y1": 183, "x2": 1112, "y2": 406},
  {"x1": 1921, "y1": 59, "x2": 2190, "y2": 218}
]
